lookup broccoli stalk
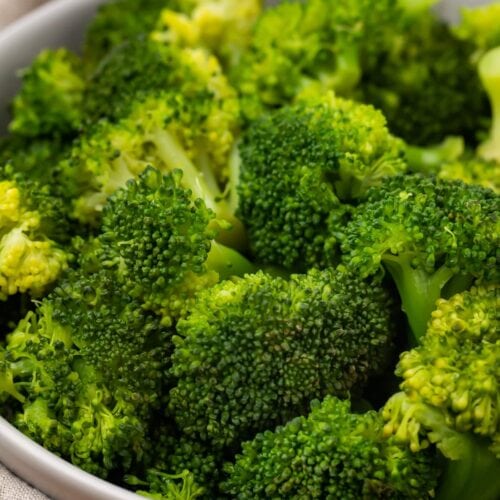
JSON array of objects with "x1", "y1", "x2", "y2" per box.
[
  {"x1": 478, "y1": 47, "x2": 500, "y2": 162},
  {"x1": 405, "y1": 136, "x2": 464, "y2": 174}
]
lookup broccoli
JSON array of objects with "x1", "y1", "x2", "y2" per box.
[
  {"x1": 437, "y1": 157, "x2": 500, "y2": 193},
  {"x1": 126, "y1": 469, "x2": 204, "y2": 500},
  {"x1": 477, "y1": 47, "x2": 500, "y2": 162},
  {"x1": 341, "y1": 174, "x2": 499, "y2": 342},
  {"x1": 237, "y1": 94, "x2": 406, "y2": 270},
  {"x1": 8, "y1": 49, "x2": 85, "y2": 138},
  {"x1": 360, "y1": 5, "x2": 487, "y2": 146},
  {"x1": 66, "y1": 47, "x2": 243, "y2": 246},
  {"x1": 89, "y1": 167, "x2": 255, "y2": 325},
  {"x1": 83, "y1": 0, "x2": 189, "y2": 71},
  {"x1": 152, "y1": 0, "x2": 263, "y2": 69},
  {"x1": 0, "y1": 268, "x2": 170, "y2": 477},
  {"x1": 223, "y1": 396, "x2": 440, "y2": 499},
  {"x1": 0, "y1": 177, "x2": 68, "y2": 300},
  {"x1": 382, "y1": 285, "x2": 500, "y2": 500},
  {"x1": 231, "y1": 0, "x2": 399, "y2": 120},
  {"x1": 454, "y1": 2, "x2": 500, "y2": 58},
  {"x1": 169, "y1": 267, "x2": 396, "y2": 448}
]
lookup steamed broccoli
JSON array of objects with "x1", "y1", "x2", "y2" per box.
[
  {"x1": 361, "y1": 4, "x2": 487, "y2": 146},
  {"x1": 477, "y1": 47, "x2": 500, "y2": 162},
  {"x1": 83, "y1": 0, "x2": 187, "y2": 71},
  {"x1": 232, "y1": 0, "x2": 399, "y2": 120},
  {"x1": 223, "y1": 396, "x2": 440, "y2": 499},
  {"x1": 437, "y1": 157, "x2": 500, "y2": 193},
  {"x1": 9, "y1": 49, "x2": 85, "y2": 138},
  {"x1": 0, "y1": 177, "x2": 68, "y2": 300},
  {"x1": 341, "y1": 175, "x2": 499, "y2": 342},
  {"x1": 169, "y1": 267, "x2": 396, "y2": 448},
  {"x1": 383, "y1": 285, "x2": 500, "y2": 500},
  {"x1": 87, "y1": 167, "x2": 255, "y2": 325},
  {"x1": 454, "y1": 2, "x2": 500, "y2": 57},
  {"x1": 0, "y1": 269, "x2": 170, "y2": 477},
  {"x1": 237, "y1": 94, "x2": 406, "y2": 270},
  {"x1": 152, "y1": 0, "x2": 263, "y2": 69}
]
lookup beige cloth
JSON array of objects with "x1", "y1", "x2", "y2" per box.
[{"x1": 0, "y1": 464, "x2": 48, "y2": 500}]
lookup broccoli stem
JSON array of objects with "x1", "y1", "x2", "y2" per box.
[
  {"x1": 405, "y1": 136, "x2": 464, "y2": 174},
  {"x1": 317, "y1": 44, "x2": 361, "y2": 94},
  {"x1": 478, "y1": 47, "x2": 500, "y2": 162},
  {"x1": 206, "y1": 241, "x2": 258, "y2": 280},
  {"x1": 382, "y1": 254, "x2": 456, "y2": 343},
  {"x1": 436, "y1": 437, "x2": 500, "y2": 500},
  {"x1": 152, "y1": 128, "x2": 247, "y2": 250}
]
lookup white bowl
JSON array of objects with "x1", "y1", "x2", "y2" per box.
[{"x1": 0, "y1": 0, "x2": 492, "y2": 498}]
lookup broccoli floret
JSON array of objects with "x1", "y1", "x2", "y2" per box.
[
  {"x1": 90, "y1": 167, "x2": 255, "y2": 325},
  {"x1": 382, "y1": 285, "x2": 500, "y2": 500},
  {"x1": 237, "y1": 94, "x2": 406, "y2": 270},
  {"x1": 83, "y1": 0, "x2": 189, "y2": 71},
  {"x1": 454, "y1": 3, "x2": 500, "y2": 57},
  {"x1": 341, "y1": 174, "x2": 499, "y2": 342},
  {"x1": 223, "y1": 396, "x2": 440, "y2": 499},
  {"x1": 232, "y1": 0, "x2": 399, "y2": 120},
  {"x1": 0, "y1": 178, "x2": 68, "y2": 300},
  {"x1": 361, "y1": 7, "x2": 487, "y2": 146},
  {"x1": 438, "y1": 157, "x2": 500, "y2": 193},
  {"x1": 8, "y1": 49, "x2": 85, "y2": 138},
  {"x1": 169, "y1": 267, "x2": 396, "y2": 448},
  {"x1": 0, "y1": 269, "x2": 170, "y2": 477},
  {"x1": 477, "y1": 47, "x2": 500, "y2": 162},
  {"x1": 152, "y1": 0, "x2": 263, "y2": 69},
  {"x1": 126, "y1": 469, "x2": 204, "y2": 500}
]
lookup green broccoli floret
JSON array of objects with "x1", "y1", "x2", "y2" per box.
[
  {"x1": 0, "y1": 269, "x2": 170, "y2": 477},
  {"x1": 361, "y1": 5, "x2": 487, "y2": 146},
  {"x1": 169, "y1": 267, "x2": 396, "y2": 448},
  {"x1": 232, "y1": 0, "x2": 399, "y2": 120},
  {"x1": 223, "y1": 396, "x2": 440, "y2": 499},
  {"x1": 90, "y1": 167, "x2": 255, "y2": 325},
  {"x1": 65, "y1": 47, "x2": 243, "y2": 246},
  {"x1": 8, "y1": 49, "x2": 85, "y2": 138},
  {"x1": 383, "y1": 285, "x2": 500, "y2": 500},
  {"x1": 341, "y1": 175, "x2": 499, "y2": 342},
  {"x1": 437, "y1": 157, "x2": 500, "y2": 193},
  {"x1": 237, "y1": 94, "x2": 406, "y2": 270},
  {"x1": 83, "y1": 0, "x2": 189, "y2": 71},
  {"x1": 152, "y1": 0, "x2": 263, "y2": 69},
  {"x1": 126, "y1": 469, "x2": 204, "y2": 500},
  {"x1": 477, "y1": 47, "x2": 500, "y2": 162},
  {"x1": 0, "y1": 178, "x2": 68, "y2": 300},
  {"x1": 454, "y1": 3, "x2": 500, "y2": 58}
]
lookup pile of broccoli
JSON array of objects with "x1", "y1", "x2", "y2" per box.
[{"x1": 0, "y1": 0, "x2": 499, "y2": 498}]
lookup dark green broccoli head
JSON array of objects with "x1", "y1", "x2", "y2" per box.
[
  {"x1": 361, "y1": 10, "x2": 487, "y2": 146},
  {"x1": 223, "y1": 396, "x2": 439, "y2": 499},
  {"x1": 169, "y1": 267, "x2": 396, "y2": 448},
  {"x1": 237, "y1": 94, "x2": 406, "y2": 271},
  {"x1": 9, "y1": 49, "x2": 85, "y2": 138},
  {"x1": 1, "y1": 269, "x2": 170, "y2": 477},
  {"x1": 341, "y1": 174, "x2": 499, "y2": 341},
  {"x1": 232, "y1": 0, "x2": 399, "y2": 120},
  {"x1": 97, "y1": 167, "x2": 218, "y2": 325}
]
